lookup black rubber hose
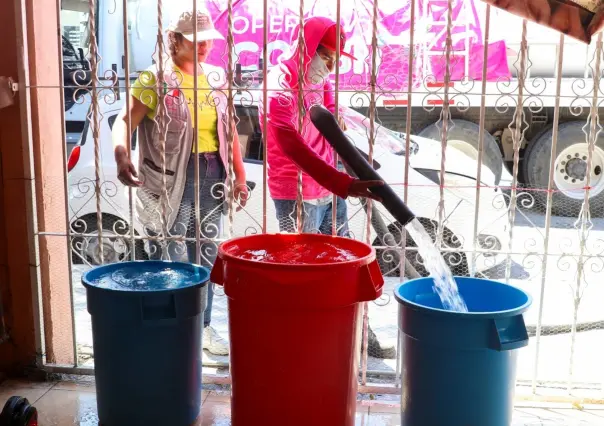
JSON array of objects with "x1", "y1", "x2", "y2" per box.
[
  {"x1": 337, "y1": 154, "x2": 421, "y2": 279},
  {"x1": 310, "y1": 105, "x2": 416, "y2": 227}
]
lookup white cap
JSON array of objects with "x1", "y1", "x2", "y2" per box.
[{"x1": 167, "y1": 10, "x2": 224, "y2": 42}]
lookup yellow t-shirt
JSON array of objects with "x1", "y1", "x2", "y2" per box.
[{"x1": 131, "y1": 68, "x2": 219, "y2": 153}]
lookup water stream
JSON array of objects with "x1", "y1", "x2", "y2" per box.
[{"x1": 405, "y1": 218, "x2": 468, "y2": 312}]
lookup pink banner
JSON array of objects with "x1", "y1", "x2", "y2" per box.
[{"x1": 202, "y1": 0, "x2": 510, "y2": 90}]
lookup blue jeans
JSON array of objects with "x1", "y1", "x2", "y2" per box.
[
  {"x1": 273, "y1": 197, "x2": 349, "y2": 237},
  {"x1": 148, "y1": 153, "x2": 225, "y2": 327}
]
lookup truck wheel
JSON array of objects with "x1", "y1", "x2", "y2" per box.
[
  {"x1": 71, "y1": 215, "x2": 148, "y2": 265},
  {"x1": 523, "y1": 121, "x2": 604, "y2": 217},
  {"x1": 418, "y1": 120, "x2": 503, "y2": 185}
]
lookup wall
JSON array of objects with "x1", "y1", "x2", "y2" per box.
[
  {"x1": 0, "y1": 0, "x2": 75, "y2": 374},
  {"x1": 0, "y1": 0, "x2": 38, "y2": 373}
]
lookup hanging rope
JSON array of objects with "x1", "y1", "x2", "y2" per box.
[
  {"x1": 156, "y1": 0, "x2": 169, "y2": 259},
  {"x1": 361, "y1": 0, "x2": 380, "y2": 387},
  {"x1": 437, "y1": 0, "x2": 454, "y2": 249},
  {"x1": 226, "y1": 0, "x2": 236, "y2": 238},
  {"x1": 505, "y1": 20, "x2": 528, "y2": 283},
  {"x1": 88, "y1": 0, "x2": 103, "y2": 264},
  {"x1": 568, "y1": 31, "x2": 603, "y2": 393},
  {"x1": 296, "y1": 0, "x2": 305, "y2": 234}
]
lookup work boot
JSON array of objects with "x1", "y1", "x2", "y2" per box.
[{"x1": 366, "y1": 325, "x2": 396, "y2": 359}]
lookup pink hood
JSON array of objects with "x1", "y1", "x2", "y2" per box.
[
  {"x1": 281, "y1": 16, "x2": 342, "y2": 89},
  {"x1": 261, "y1": 17, "x2": 354, "y2": 201}
]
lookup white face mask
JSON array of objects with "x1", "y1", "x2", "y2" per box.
[{"x1": 307, "y1": 54, "x2": 330, "y2": 84}]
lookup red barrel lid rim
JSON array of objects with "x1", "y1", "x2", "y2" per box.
[{"x1": 217, "y1": 233, "x2": 376, "y2": 268}]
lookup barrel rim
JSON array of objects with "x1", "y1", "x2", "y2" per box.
[
  {"x1": 81, "y1": 260, "x2": 210, "y2": 293},
  {"x1": 217, "y1": 233, "x2": 376, "y2": 269},
  {"x1": 393, "y1": 277, "x2": 532, "y2": 318}
]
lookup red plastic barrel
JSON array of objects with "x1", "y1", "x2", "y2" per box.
[{"x1": 210, "y1": 233, "x2": 384, "y2": 426}]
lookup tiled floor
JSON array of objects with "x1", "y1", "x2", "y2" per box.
[{"x1": 1, "y1": 377, "x2": 604, "y2": 425}]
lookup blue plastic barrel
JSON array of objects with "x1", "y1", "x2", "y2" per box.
[
  {"x1": 82, "y1": 261, "x2": 209, "y2": 426},
  {"x1": 395, "y1": 277, "x2": 531, "y2": 426}
]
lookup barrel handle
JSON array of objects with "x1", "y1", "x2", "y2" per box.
[
  {"x1": 358, "y1": 260, "x2": 385, "y2": 302},
  {"x1": 141, "y1": 294, "x2": 178, "y2": 327},
  {"x1": 210, "y1": 256, "x2": 225, "y2": 286},
  {"x1": 489, "y1": 315, "x2": 529, "y2": 351}
]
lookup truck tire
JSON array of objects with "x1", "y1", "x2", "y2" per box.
[
  {"x1": 523, "y1": 121, "x2": 604, "y2": 217},
  {"x1": 418, "y1": 120, "x2": 503, "y2": 185},
  {"x1": 71, "y1": 215, "x2": 148, "y2": 265}
]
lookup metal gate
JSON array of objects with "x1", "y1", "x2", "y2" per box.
[{"x1": 23, "y1": 0, "x2": 604, "y2": 402}]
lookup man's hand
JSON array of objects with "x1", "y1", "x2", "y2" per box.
[
  {"x1": 234, "y1": 180, "x2": 249, "y2": 212},
  {"x1": 115, "y1": 148, "x2": 142, "y2": 187},
  {"x1": 338, "y1": 116, "x2": 348, "y2": 132},
  {"x1": 348, "y1": 179, "x2": 384, "y2": 202}
]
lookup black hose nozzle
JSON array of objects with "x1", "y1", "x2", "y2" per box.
[{"x1": 310, "y1": 104, "x2": 416, "y2": 227}]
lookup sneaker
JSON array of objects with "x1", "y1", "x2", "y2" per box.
[
  {"x1": 203, "y1": 326, "x2": 229, "y2": 356},
  {"x1": 366, "y1": 325, "x2": 397, "y2": 360}
]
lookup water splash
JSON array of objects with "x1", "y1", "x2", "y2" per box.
[
  {"x1": 91, "y1": 265, "x2": 199, "y2": 291},
  {"x1": 238, "y1": 242, "x2": 359, "y2": 264},
  {"x1": 405, "y1": 218, "x2": 468, "y2": 312}
]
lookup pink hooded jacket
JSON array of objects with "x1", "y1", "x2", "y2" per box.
[{"x1": 260, "y1": 17, "x2": 355, "y2": 201}]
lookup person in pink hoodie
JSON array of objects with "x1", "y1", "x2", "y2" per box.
[
  {"x1": 261, "y1": 16, "x2": 383, "y2": 237},
  {"x1": 261, "y1": 17, "x2": 394, "y2": 359}
]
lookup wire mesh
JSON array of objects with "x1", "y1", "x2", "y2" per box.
[{"x1": 21, "y1": 0, "x2": 604, "y2": 399}]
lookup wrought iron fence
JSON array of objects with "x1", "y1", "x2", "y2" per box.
[{"x1": 27, "y1": 0, "x2": 604, "y2": 400}]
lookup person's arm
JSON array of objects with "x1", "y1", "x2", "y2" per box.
[
  {"x1": 232, "y1": 129, "x2": 246, "y2": 183},
  {"x1": 112, "y1": 95, "x2": 151, "y2": 187},
  {"x1": 231, "y1": 128, "x2": 248, "y2": 209},
  {"x1": 114, "y1": 71, "x2": 158, "y2": 186},
  {"x1": 267, "y1": 92, "x2": 354, "y2": 199}
]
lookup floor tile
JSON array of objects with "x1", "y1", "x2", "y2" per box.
[
  {"x1": 513, "y1": 407, "x2": 603, "y2": 425},
  {"x1": 368, "y1": 402, "x2": 400, "y2": 414},
  {"x1": 0, "y1": 387, "x2": 51, "y2": 409},
  {"x1": 549, "y1": 408, "x2": 604, "y2": 422},
  {"x1": 1, "y1": 378, "x2": 54, "y2": 390},
  {"x1": 52, "y1": 375, "x2": 96, "y2": 392},
  {"x1": 365, "y1": 412, "x2": 400, "y2": 425},
  {"x1": 198, "y1": 399, "x2": 231, "y2": 426},
  {"x1": 205, "y1": 392, "x2": 231, "y2": 404},
  {"x1": 33, "y1": 389, "x2": 99, "y2": 425},
  {"x1": 356, "y1": 399, "x2": 370, "y2": 414},
  {"x1": 3, "y1": 378, "x2": 604, "y2": 425},
  {"x1": 355, "y1": 411, "x2": 370, "y2": 425},
  {"x1": 0, "y1": 379, "x2": 54, "y2": 408}
]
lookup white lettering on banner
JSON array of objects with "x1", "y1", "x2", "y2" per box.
[
  {"x1": 229, "y1": 41, "x2": 360, "y2": 75},
  {"x1": 233, "y1": 16, "x2": 250, "y2": 35},
  {"x1": 230, "y1": 39, "x2": 356, "y2": 75},
  {"x1": 252, "y1": 17, "x2": 263, "y2": 34},
  {"x1": 233, "y1": 16, "x2": 270, "y2": 35},
  {"x1": 232, "y1": 15, "x2": 299, "y2": 35},
  {"x1": 285, "y1": 16, "x2": 297, "y2": 33},
  {"x1": 269, "y1": 16, "x2": 283, "y2": 34}
]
